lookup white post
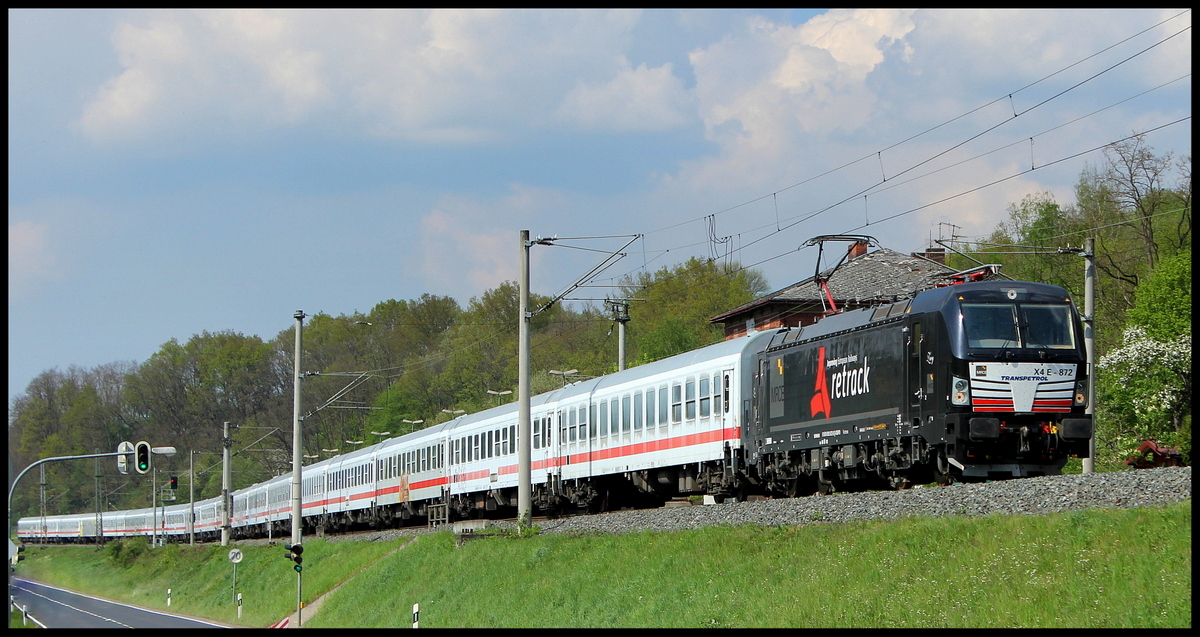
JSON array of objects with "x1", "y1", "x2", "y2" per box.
[
  {"x1": 292, "y1": 311, "x2": 305, "y2": 547},
  {"x1": 221, "y1": 421, "x2": 231, "y2": 547},
  {"x1": 152, "y1": 469, "x2": 157, "y2": 548},
  {"x1": 1081, "y1": 238, "x2": 1096, "y2": 473},
  {"x1": 189, "y1": 451, "x2": 195, "y2": 545},
  {"x1": 518, "y1": 232, "x2": 532, "y2": 527}
]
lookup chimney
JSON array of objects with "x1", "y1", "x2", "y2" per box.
[
  {"x1": 848, "y1": 240, "x2": 869, "y2": 259},
  {"x1": 918, "y1": 247, "x2": 946, "y2": 264}
]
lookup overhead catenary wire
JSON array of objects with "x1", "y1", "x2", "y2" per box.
[
  {"x1": 634, "y1": 12, "x2": 1191, "y2": 246},
  {"x1": 316, "y1": 12, "x2": 1194, "y2": 392}
]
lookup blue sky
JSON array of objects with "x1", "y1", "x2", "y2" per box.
[{"x1": 8, "y1": 9, "x2": 1192, "y2": 402}]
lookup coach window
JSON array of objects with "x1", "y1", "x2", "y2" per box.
[
  {"x1": 659, "y1": 386, "x2": 669, "y2": 427},
  {"x1": 578, "y1": 406, "x2": 589, "y2": 440},
  {"x1": 685, "y1": 378, "x2": 697, "y2": 420},
  {"x1": 588, "y1": 405, "x2": 596, "y2": 439},
  {"x1": 599, "y1": 401, "x2": 608, "y2": 436},
  {"x1": 633, "y1": 392, "x2": 643, "y2": 430},
  {"x1": 610, "y1": 398, "x2": 620, "y2": 434},
  {"x1": 569, "y1": 409, "x2": 578, "y2": 442},
  {"x1": 699, "y1": 376, "x2": 711, "y2": 418},
  {"x1": 645, "y1": 388, "x2": 655, "y2": 429},
  {"x1": 510, "y1": 425, "x2": 516, "y2": 453},
  {"x1": 621, "y1": 395, "x2": 631, "y2": 432},
  {"x1": 560, "y1": 411, "x2": 568, "y2": 447},
  {"x1": 671, "y1": 383, "x2": 683, "y2": 423}
]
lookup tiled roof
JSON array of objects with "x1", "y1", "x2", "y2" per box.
[{"x1": 711, "y1": 248, "x2": 955, "y2": 322}]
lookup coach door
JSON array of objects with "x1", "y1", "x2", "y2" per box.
[{"x1": 720, "y1": 368, "x2": 735, "y2": 433}]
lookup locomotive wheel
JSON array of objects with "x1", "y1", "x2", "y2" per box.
[
  {"x1": 817, "y1": 470, "x2": 836, "y2": 495},
  {"x1": 934, "y1": 451, "x2": 957, "y2": 486}
]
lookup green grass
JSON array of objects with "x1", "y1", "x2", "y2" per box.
[{"x1": 14, "y1": 501, "x2": 1191, "y2": 628}]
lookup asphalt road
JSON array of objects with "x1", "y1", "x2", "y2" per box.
[{"x1": 10, "y1": 578, "x2": 233, "y2": 628}]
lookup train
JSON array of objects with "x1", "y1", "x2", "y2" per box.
[{"x1": 17, "y1": 278, "x2": 1093, "y2": 544}]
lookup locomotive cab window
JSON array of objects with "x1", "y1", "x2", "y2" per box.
[
  {"x1": 962, "y1": 302, "x2": 1076, "y2": 350},
  {"x1": 1022, "y1": 304, "x2": 1076, "y2": 349}
]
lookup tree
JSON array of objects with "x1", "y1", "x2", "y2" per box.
[
  {"x1": 970, "y1": 139, "x2": 1191, "y2": 470},
  {"x1": 621, "y1": 257, "x2": 769, "y2": 364},
  {"x1": 1126, "y1": 248, "x2": 1192, "y2": 341},
  {"x1": 1097, "y1": 249, "x2": 1192, "y2": 464},
  {"x1": 1102, "y1": 135, "x2": 1176, "y2": 271}
]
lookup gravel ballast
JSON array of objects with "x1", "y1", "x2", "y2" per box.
[{"x1": 255, "y1": 466, "x2": 1189, "y2": 545}]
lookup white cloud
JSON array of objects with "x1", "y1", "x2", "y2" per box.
[
  {"x1": 416, "y1": 184, "x2": 568, "y2": 299},
  {"x1": 556, "y1": 58, "x2": 694, "y2": 131},
  {"x1": 691, "y1": 10, "x2": 915, "y2": 148},
  {"x1": 78, "y1": 9, "x2": 649, "y2": 144},
  {"x1": 8, "y1": 220, "x2": 60, "y2": 298}
]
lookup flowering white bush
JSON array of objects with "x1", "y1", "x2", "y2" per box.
[{"x1": 1098, "y1": 326, "x2": 1191, "y2": 462}]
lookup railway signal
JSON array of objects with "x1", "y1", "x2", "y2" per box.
[
  {"x1": 135, "y1": 441, "x2": 152, "y2": 474},
  {"x1": 117, "y1": 441, "x2": 134, "y2": 475},
  {"x1": 285, "y1": 543, "x2": 303, "y2": 572}
]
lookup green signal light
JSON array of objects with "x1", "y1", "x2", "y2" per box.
[{"x1": 294, "y1": 564, "x2": 303, "y2": 572}]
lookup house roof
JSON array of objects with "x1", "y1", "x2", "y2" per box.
[{"x1": 710, "y1": 247, "x2": 956, "y2": 323}]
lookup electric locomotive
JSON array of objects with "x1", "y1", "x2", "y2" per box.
[{"x1": 744, "y1": 279, "x2": 1093, "y2": 494}]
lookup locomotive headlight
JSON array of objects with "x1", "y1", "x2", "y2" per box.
[
  {"x1": 951, "y1": 377, "x2": 970, "y2": 405},
  {"x1": 1074, "y1": 380, "x2": 1088, "y2": 407}
]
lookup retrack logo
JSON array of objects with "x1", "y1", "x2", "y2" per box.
[{"x1": 810, "y1": 346, "x2": 831, "y2": 419}]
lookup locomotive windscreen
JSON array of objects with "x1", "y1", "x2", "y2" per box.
[{"x1": 961, "y1": 302, "x2": 1076, "y2": 350}]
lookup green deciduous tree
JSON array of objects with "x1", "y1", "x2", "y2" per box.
[
  {"x1": 1097, "y1": 249, "x2": 1191, "y2": 464},
  {"x1": 621, "y1": 257, "x2": 769, "y2": 364}
]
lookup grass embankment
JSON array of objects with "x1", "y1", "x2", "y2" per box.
[{"x1": 15, "y1": 501, "x2": 1191, "y2": 628}]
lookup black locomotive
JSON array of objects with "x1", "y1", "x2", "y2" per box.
[{"x1": 744, "y1": 279, "x2": 1093, "y2": 495}]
